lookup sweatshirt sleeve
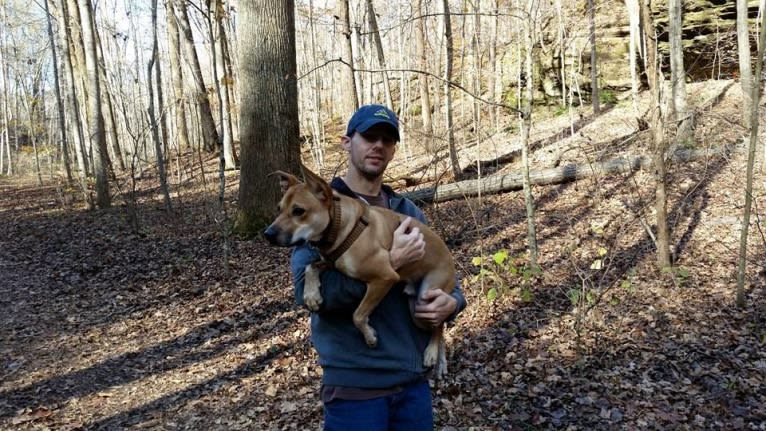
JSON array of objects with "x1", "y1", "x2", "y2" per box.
[{"x1": 291, "y1": 244, "x2": 367, "y2": 314}]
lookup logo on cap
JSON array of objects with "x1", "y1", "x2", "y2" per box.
[{"x1": 374, "y1": 109, "x2": 391, "y2": 120}]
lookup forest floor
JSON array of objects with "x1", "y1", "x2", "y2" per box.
[{"x1": 2, "y1": 81, "x2": 766, "y2": 430}]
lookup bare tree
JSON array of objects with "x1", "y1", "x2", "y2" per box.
[
  {"x1": 415, "y1": 0, "x2": 433, "y2": 139},
  {"x1": 148, "y1": 0, "x2": 172, "y2": 212},
  {"x1": 588, "y1": 0, "x2": 600, "y2": 113},
  {"x1": 164, "y1": 0, "x2": 190, "y2": 152},
  {"x1": 365, "y1": 0, "x2": 393, "y2": 109},
  {"x1": 641, "y1": 0, "x2": 670, "y2": 269},
  {"x1": 43, "y1": 0, "x2": 73, "y2": 183},
  {"x1": 442, "y1": 0, "x2": 460, "y2": 179},
  {"x1": 337, "y1": 0, "x2": 359, "y2": 119},
  {"x1": 625, "y1": 0, "x2": 641, "y2": 111},
  {"x1": 737, "y1": 3, "x2": 766, "y2": 307},
  {"x1": 61, "y1": 0, "x2": 89, "y2": 180},
  {"x1": 173, "y1": 0, "x2": 219, "y2": 152},
  {"x1": 521, "y1": 0, "x2": 539, "y2": 266},
  {"x1": 737, "y1": 0, "x2": 753, "y2": 129},
  {"x1": 669, "y1": 0, "x2": 691, "y2": 149},
  {"x1": 78, "y1": 0, "x2": 111, "y2": 208},
  {"x1": 236, "y1": 0, "x2": 301, "y2": 232}
]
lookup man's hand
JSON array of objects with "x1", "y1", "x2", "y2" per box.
[
  {"x1": 414, "y1": 289, "x2": 457, "y2": 328},
  {"x1": 389, "y1": 217, "x2": 425, "y2": 270}
]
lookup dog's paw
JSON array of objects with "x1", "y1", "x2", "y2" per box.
[
  {"x1": 303, "y1": 291, "x2": 323, "y2": 311},
  {"x1": 423, "y1": 344, "x2": 439, "y2": 368},
  {"x1": 433, "y1": 358, "x2": 448, "y2": 380},
  {"x1": 364, "y1": 327, "x2": 378, "y2": 348}
]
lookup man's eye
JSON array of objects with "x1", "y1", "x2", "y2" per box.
[{"x1": 292, "y1": 207, "x2": 305, "y2": 217}]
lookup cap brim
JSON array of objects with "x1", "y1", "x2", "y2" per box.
[{"x1": 354, "y1": 119, "x2": 400, "y2": 142}]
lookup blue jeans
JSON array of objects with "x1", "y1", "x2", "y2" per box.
[{"x1": 323, "y1": 380, "x2": 434, "y2": 431}]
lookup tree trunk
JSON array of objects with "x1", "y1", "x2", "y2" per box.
[
  {"x1": 442, "y1": 0, "x2": 460, "y2": 179},
  {"x1": 366, "y1": 0, "x2": 393, "y2": 110},
  {"x1": 336, "y1": 0, "x2": 359, "y2": 120},
  {"x1": 415, "y1": 0, "x2": 433, "y2": 139},
  {"x1": 471, "y1": 0, "x2": 482, "y2": 136},
  {"x1": 641, "y1": 0, "x2": 670, "y2": 269},
  {"x1": 165, "y1": 0, "x2": 190, "y2": 152},
  {"x1": 174, "y1": 0, "x2": 219, "y2": 152},
  {"x1": 78, "y1": 0, "x2": 111, "y2": 208},
  {"x1": 307, "y1": 0, "x2": 325, "y2": 168},
  {"x1": 236, "y1": 0, "x2": 301, "y2": 234},
  {"x1": 589, "y1": 0, "x2": 600, "y2": 113},
  {"x1": 210, "y1": 0, "x2": 237, "y2": 169},
  {"x1": 737, "y1": 0, "x2": 753, "y2": 129},
  {"x1": 44, "y1": 0, "x2": 73, "y2": 183},
  {"x1": 669, "y1": 0, "x2": 691, "y2": 150},
  {"x1": 522, "y1": 0, "x2": 539, "y2": 266},
  {"x1": 489, "y1": 0, "x2": 499, "y2": 132},
  {"x1": 149, "y1": 0, "x2": 172, "y2": 212},
  {"x1": 625, "y1": 0, "x2": 641, "y2": 111},
  {"x1": 96, "y1": 29, "x2": 125, "y2": 172},
  {"x1": 737, "y1": 3, "x2": 766, "y2": 307},
  {"x1": 61, "y1": 0, "x2": 89, "y2": 180}
]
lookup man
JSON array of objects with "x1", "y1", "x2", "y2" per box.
[{"x1": 290, "y1": 104, "x2": 467, "y2": 430}]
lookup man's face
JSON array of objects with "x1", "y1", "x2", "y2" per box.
[{"x1": 342, "y1": 124, "x2": 397, "y2": 180}]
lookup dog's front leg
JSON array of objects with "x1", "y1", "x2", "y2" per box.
[
  {"x1": 353, "y1": 277, "x2": 397, "y2": 347},
  {"x1": 303, "y1": 263, "x2": 323, "y2": 311}
]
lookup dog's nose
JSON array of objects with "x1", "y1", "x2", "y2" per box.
[{"x1": 263, "y1": 227, "x2": 277, "y2": 244}]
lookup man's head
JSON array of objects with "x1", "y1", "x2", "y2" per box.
[
  {"x1": 345, "y1": 104, "x2": 400, "y2": 142},
  {"x1": 342, "y1": 105, "x2": 400, "y2": 181}
]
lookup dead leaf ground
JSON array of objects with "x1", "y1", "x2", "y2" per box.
[{"x1": 1, "y1": 82, "x2": 765, "y2": 430}]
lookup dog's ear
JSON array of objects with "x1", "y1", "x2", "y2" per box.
[
  {"x1": 300, "y1": 164, "x2": 332, "y2": 205},
  {"x1": 268, "y1": 170, "x2": 299, "y2": 194}
]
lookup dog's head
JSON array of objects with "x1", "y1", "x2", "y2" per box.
[{"x1": 263, "y1": 165, "x2": 333, "y2": 247}]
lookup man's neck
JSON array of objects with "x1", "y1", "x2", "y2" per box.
[{"x1": 342, "y1": 170, "x2": 383, "y2": 196}]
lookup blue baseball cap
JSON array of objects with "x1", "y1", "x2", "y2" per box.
[{"x1": 345, "y1": 104, "x2": 400, "y2": 142}]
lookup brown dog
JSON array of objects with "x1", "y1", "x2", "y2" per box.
[{"x1": 263, "y1": 165, "x2": 456, "y2": 376}]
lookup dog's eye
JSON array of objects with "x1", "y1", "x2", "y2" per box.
[{"x1": 292, "y1": 207, "x2": 305, "y2": 217}]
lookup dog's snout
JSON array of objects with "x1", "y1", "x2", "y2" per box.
[{"x1": 263, "y1": 226, "x2": 278, "y2": 244}]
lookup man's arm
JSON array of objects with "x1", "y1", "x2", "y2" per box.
[
  {"x1": 394, "y1": 202, "x2": 467, "y2": 326},
  {"x1": 291, "y1": 245, "x2": 367, "y2": 313}
]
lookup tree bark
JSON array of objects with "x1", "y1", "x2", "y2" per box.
[
  {"x1": 442, "y1": 0, "x2": 460, "y2": 179},
  {"x1": 62, "y1": 0, "x2": 89, "y2": 179},
  {"x1": 737, "y1": 0, "x2": 753, "y2": 129},
  {"x1": 44, "y1": 0, "x2": 73, "y2": 183},
  {"x1": 641, "y1": 0, "x2": 670, "y2": 269},
  {"x1": 736, "y1": 2, "x2": 766, "y2": 307},
  {"x1": 165, "y1": 0, "x2": 190, "y2": 151},
  {"x1": 174, "y1": 0, "x2": 219, "y2": 152},
  {"x1": 336, "y1": 0, "x2": 358, "y2": 120},
  {"x1": 415, "y1": 0, "x2": 433, "y2": 139},
  {"x1": 522, "y1": 0, "x2": 539, "y2": 266},
  {"x1": 95, "y1": 29, "x2": 125, "y2": 172},
  {"x1": 78, "y1": 0, "x2": 111, "y2": 208},
  {"x1": 366, "y1": 0, "x2": 393, "y2": 109},
  {"x1": 208, "y1": 0, "x2": 237, "y2": 169},
  {"x1": 669, "y1": 0, "x2": 691, "y2": 149},
  {"x1": 149, "y1": 0, "x2": 172, "y2": 212},
  {"x1": 588, "y1": 0, "x2": 600, "y2": 113},
  {"x1": 236, "y1": 0, "x2": 301, "y2": 234},
  {"x1": 625, "y1": 0, "x2": 641, "y2": 111}
]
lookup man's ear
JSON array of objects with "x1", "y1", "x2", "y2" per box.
[
  {"x1": 340, "y1": 135, "x2": 351, "y2": 151},
  {"x1": 300, "y1": 164, "x2": 333, "y2": 205},
  {"x1": 268, "y1": 170, "x2": 299, "y2": 194}
]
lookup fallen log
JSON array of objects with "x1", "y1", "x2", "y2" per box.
[{"x1": 403, "y1": 145, "x2": 740, "y2": 203}]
